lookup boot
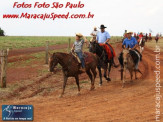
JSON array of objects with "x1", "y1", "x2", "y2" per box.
[{"x1": 80, "y1": 68, "x2": 86, "y2": 73}]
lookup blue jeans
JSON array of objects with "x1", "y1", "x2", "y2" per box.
[{"x1": 76, "y1": 52, "x2": 85, "y2": 68}]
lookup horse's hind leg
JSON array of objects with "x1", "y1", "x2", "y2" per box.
[
  {"x1": 60, "y1": 75, "x2": 68, "y2": 98},
  {"x1": 135, "y1": 70, "x2": 138, "y2": 79},
  {"x1": 122, "y1": 68, "x2": 126, "y2": 88},
  {"x1": 86, "y1": 69, "x2": 94, "y2": 91},
  {"x1": 75, "y1": 76, "x2": 80, "y2": 95},
  {"x1": 130, "y1": 71, "x2": 133, "y2": 82},
  {"x1": 107, "y1": 61, "x2": 112, "y2": 82},
  {"x1": 121, "y1": 68, "x2": 123, "y2": 80}
]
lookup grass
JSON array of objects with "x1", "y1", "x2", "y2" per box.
[
  {"x1": 0, "y1": 36, "x2": 122, "y2": 50},
  {"x1": 0, "y1": 36, "x2": 75, "y2": 49},
  {"x1": 145, "y1": 38, "x2": 163, "y2": 51}
]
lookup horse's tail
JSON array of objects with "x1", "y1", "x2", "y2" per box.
[{"x1": 136, "y1": 69, "x2": 143, "y2": 75}]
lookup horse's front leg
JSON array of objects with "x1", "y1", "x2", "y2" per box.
[
  {"x1": 60, "y1": 74, "x2": 68, "y2": 98},
  {"x1": 75, "y1": 75, "x2": 80, "y2": 95},
  {"x1": 130, "y1": 70, "x2": 133, "y2": 82},
  {"x1": 97, "y1": 65, "x2": 103, "y2": 86},
  {"x1": 122, "y1": 68, "x2": 126, "y2": 88}
]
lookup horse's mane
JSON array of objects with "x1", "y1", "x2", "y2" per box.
[{"x1": 53, "y1": 52, "x2": 71, "y2": 57}]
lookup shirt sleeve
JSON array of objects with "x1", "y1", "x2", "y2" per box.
[
  {"x1": 81, "y1": 40, "x2": 84, "y2": 44},
  {"x1": 123, "y1": 39, "x2": 126, "y2": 45},
  {"x1": 106, "y1": 32, "x2": 111, "y2": 39},
  {"x1": 97, "y1": 33, "x2": 99, "y2": 42}
]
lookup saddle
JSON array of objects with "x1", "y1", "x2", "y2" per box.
[
  {"x1": 71, "y1": 52, "x2": 94, "y2": 65},
  {"x1": 119, "y1": 49, "x2": 142, "y2": 67},
  {"x1": 99, "y1": 43, "x2": 116, "y2": 60}
]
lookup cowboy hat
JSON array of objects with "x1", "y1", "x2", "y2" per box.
[
  {"x1": 126, "y1": 30, "x2": 133, "y2": 34},
  {"x1": 76, "y1": 33, "x2": 83, "y2": 37},
  {"x1": 99, "y1": 24, "x2": 107, "y2": 29},
  {"x1": 94, "y1": 26, "x2": 97, "y2": 29}
]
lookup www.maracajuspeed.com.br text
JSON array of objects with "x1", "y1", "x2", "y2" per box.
[{"x1": 3, "y1": 12, "x2": 94, "y2": 20}]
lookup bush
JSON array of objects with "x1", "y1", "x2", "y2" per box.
[{"x1": 0, "y1": 28, "x2": 5, "y2": 36}]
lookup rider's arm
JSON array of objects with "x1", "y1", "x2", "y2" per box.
[
  {"x1": 104, "y1": 38, "x2": 110, "y2": 44},
  {"x1": 131, "y1": 38, "x2": 138, "y2": 50},
  {"x1": 132, "y1": 44, "x2": 138, "y2": 50},
  {"x1": 71, "y1": 44, "x2": 75, "y2": 51},
  {"x1": 122, "y1": 39, "x2": 126, "y2": 48},
  {"x1": 83, "y1": 36, "x2": 88, "y2": 43},
  {"x1": 104, "y1": 32, "x2": 111, "y2": 44}
]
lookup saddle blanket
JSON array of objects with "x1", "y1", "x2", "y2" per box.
[{"x1": 99, "y1": 43, "x2": 116, "y2": 60}]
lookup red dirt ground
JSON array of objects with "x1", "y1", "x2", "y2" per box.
[{"x1": 0, "y1": 43, "x2": 162, "y2": 122}]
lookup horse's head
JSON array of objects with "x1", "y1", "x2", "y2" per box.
[
  {"x1": 122, "y1": 48, "x2": 130, "y2": 65},
  {"x1": 49, "y1": 53, "x2": 59, "y2": 72},
  {"x1": 89, "y1": 41, "x2": 97, "y2": 53}
]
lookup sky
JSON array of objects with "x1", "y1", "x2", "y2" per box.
[{"x1": 0, "y1": 0, "x2": 162, "y2": 36}]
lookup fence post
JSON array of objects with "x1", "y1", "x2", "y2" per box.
[
  {"x1": 45, "y1": 41, "x2": 49, "y2": 64},
  {"x1": 68, "y1": 38, "x2": 71, "y2": 52},
  {"x1": 1, "y1": 49, "x2": 8, "y2": 88}
]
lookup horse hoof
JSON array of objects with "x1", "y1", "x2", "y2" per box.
[
  {"x1": 107, "y1": 78, "x2": 111, "y2": 81},
  {"x1": 122, "y1": 85, "x2": 125, "y2": 88},
  {"x1": 99, "y1": 83, "x2": 102, "y2": 86},
  {"x1": 90, "y1": 86, "x2": 95, "y2": 91},
  {"x1": 77, "y1": 92, "x2": 81, "y2": 96},
  {"x1": 59, "y1": 95, "x2": 63, "y2": 98}
]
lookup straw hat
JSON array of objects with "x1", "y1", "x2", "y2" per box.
[
  {"x1": 126, "y1": 30, "x2": 133, "y2": 34},
  {"x1": 76, "y1": 33, "x2": 83, "y2": 37}
]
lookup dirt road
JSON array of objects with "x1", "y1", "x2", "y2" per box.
[{"x1": 0, "y1": 43, "x2": 162, "y2": 122}]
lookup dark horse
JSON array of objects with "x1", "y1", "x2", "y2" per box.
[
  {"x1": 89, "y1": 41, "x2": 114, "y2": 85},
  {"x1": 49, "y1": 52, "x2": 98, "y2": 97}
]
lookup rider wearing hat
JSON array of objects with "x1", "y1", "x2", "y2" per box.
[
  {"x1": 97, "y1": 25, "x2": 110, "y2": 44},
  {"x1": 90, "y1": 26, "x2": 99, "y2": 42},
  {"x1": 122, "y1": 31, "x2": 138, "y2": 49},
  {"x1": 71, "y1": 33, "x2": 87, "y2": 72},
  {"x1": 90, "y1": 26, "x2": 99, "y2": 37},
  {"x1": 122, "y1": 31, "x2": 142, "y2": 70},
  {"x1": 96, "y1": 24, "x2": 118, "y2": 67}
]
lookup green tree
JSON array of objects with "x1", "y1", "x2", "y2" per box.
[{"x1": 0, "y1": 28, "x2": 5, "y2": 36}]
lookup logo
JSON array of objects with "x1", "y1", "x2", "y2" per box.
[{"x1": 2, "y1": 105, "x2": 33, "y2": 121}]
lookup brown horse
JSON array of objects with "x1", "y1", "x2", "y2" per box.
[
  {"x1": 122, "y1": 48, "x2": 136, "y2": 87},
  {"x1": 49, "y1": 52, "x2": 98, "y2": 97}
]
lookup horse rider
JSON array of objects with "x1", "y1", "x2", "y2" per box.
[
  {"x1": 122, "y1": 30, "x2": 127, "y2": 43},
  {"x1": 96, "y1": 24, "x2": 118, "y2": 67},
  {"x1": 90, "y1": 26, "x2": 99, "y2": 42},
  {"x1": 155, "y1": 34, "x2": 159, "y2": 43},
  {"x1": 90, "y1": 26, "x2": 99, "y2": 37},
  {"x1": 120, "y1": 31, "x2": 142, "y2": 71},
  {"x1": 71, "y1": 33, "x2": 87, "y2": 72},
  {"x1": 138, "y1": 32, "x2": 143, "y2": 43}
]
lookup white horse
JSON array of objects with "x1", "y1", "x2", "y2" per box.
[{"x1": 139, "y1": 38, "x2": 146, "y2": 53}]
